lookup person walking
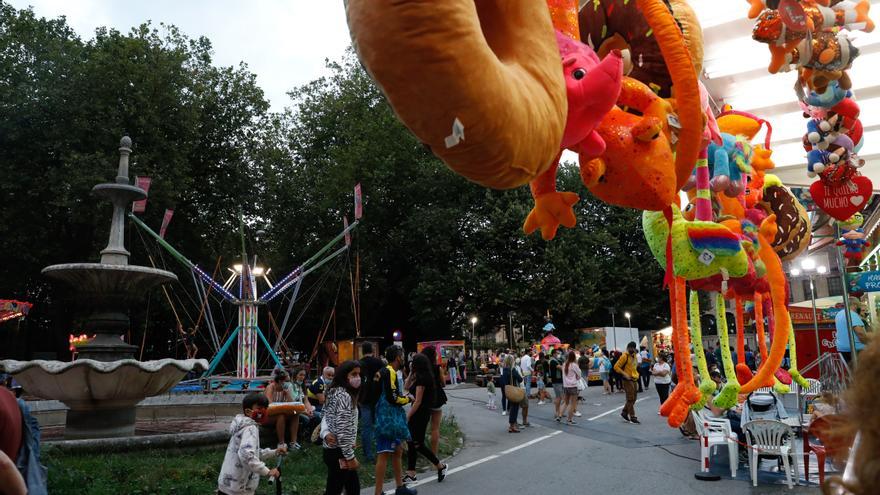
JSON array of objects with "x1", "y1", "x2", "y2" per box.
[
  {"x1": 549, "y1": 349, "x2": 564, "y2": 421},
  {"x1": 614, "y1": 342, "x2": 641, "y2": 424},
  {"x1": 597, "y1": 351, "x2": 612, "y2": 395},
  {"x1": 419, "y1": 346, "x2": 447, "y2": 457},
  {"x1": 501, "y1": 355, "x2": 524, "y2": 433},
  {"x1": 373, "y1": 346, "x2": 416, "y2": 495},
  {"x1": 520, "y1": 349, "x2": 533, "y2": 401},
  {"x1": 651, "y1": 353, "x2": 672, "y2": 407},
  {"x1": 561, "y1": 351, "x2": 582, "y2": 425},
  {"x1": 358, "y1": 342, "x2": 385, "y2": 463},
  {"x1": 638, "y1": 346, "x2": 652, "y2": 392},
  {"x1": 322, "y1": 360, "x2": 362, "y2": 495},
  {"x1": 446, "y1": 355, "x2": 458, "y2": 386},
  {"x1": 403, "y1": 354, "x2": 448, "y2": 484}
]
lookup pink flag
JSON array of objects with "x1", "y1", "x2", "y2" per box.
[
  {"x1": 159, "y1": 209, "x2": 174, "y2": 238},
  {"x1": 354, "y1": 183, "x2": 363, "y2": 219},
  {"x1": 344, "y1": 216, "x2": 351, "y2": 246},
  {"x1": 132, "y1": 177, "x2": 152, "y2": 213}
]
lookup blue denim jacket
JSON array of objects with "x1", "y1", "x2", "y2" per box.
[{"x1": 16, "y1": 398, "x2": 47, "y2": 494}]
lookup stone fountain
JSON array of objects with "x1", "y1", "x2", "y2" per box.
[{"x1": 0, "y1": 137, "x2": 208, "y2": 439}]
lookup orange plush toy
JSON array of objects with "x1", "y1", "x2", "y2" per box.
[{"x1": 346, "y1": 1, "x2": 568, "y2": 190}]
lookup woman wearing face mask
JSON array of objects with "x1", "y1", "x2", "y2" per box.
[{"x1": 322, "y1": 360, "x2": 362, "y2": 495}]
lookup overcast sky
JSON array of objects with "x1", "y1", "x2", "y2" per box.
[{"x1": 8, "y1": 0, "x2": 352, "y2": 112}]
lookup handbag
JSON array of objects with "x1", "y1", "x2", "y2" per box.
[
  {"x1": 504, "y1": 384, "x2": 525, "y2": 403},
  {"x1": 577, "y1": 377, "x2": 587, "y2": 392}
]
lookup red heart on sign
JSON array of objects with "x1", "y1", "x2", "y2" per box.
[
  {"x1": 779, "y1": 0, "x2": 808, "y2": 31},
  {"x1": 810, "y1": 176, "x2": 873, "y2": 221}
]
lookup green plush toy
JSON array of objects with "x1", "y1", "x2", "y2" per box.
[
  {"x1": 689, "y1": 290, "x2": 716, "y2": 411},
  {"x1": 713, "y1": 292, "x2": 741, "y2": 410},
  {"x1": 787, "y1": 324, "x2": 810, "y2": 389},
  {"x1": 643, "y1": 204, "x2": 750, "y2": 281}
]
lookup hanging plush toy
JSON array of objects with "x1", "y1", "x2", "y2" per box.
[
  {"x1": 707, "y1": 133, "x2": 754, "y2": 197},
  {"x1": 837, "y1": 212, "x2": 870, "y2": 263},
  {"x1": 523, "y1": 33, "x2": 624, "y2": 240}
]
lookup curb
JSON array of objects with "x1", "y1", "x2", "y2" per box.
[{"x1": 43, "y1": 429, "x2": 229, "y2": 454}]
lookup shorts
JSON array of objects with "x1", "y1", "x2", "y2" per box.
[
  {"x1": 377, "y1": 437, "x2": 403, "y2": 454},
  {"x1": 537, "y1": 380, "x2": 545, "y2": 390},
  {"x1": 600, "y1": 372, "x2": 609, "y2": 382},
  {"x1": 552, "y1": 383, "x2": 564, "y2": 397},
  {"x1": 563, "y1": 387, "x2": 579, "y2": 397}
]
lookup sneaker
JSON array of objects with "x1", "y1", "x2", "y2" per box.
[
  {"x1": 288, "y1": 442, "x2": 302, "y2": 451},
  {"x1": 395, "y1": 486, "x2": 418, "y2": 495},
  {"x1": 567, "y1": 419, "x2": 577, "y2": 425},
  {"x1": 537, "y1": 401, "x2": 545, "y2": 405},
  {"x1": 574, "y1": 411, "x2": 582, "y2": 417},
  {"x1": 630, "y1": 417, "x2": 641, "y2": 424},
  {"x1": 402, "y1": 474, "x2": 418, "y2": 483},
  {"x1": 437, "y1": 463, "x2": 448, "y2": 482},
  {"x1": 620, "y1": 412, "x2": 631, "y2": 423},
  {"x1": 555, "y1": 416, "x2": 562, "y2": 422},
  {"x1": 501, "y1": 410, "x2": 507, "y2": 415}
]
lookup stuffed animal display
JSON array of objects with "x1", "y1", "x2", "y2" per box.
[{"x1": 837, "y1": 212, "x2": 870, "y2": 264}]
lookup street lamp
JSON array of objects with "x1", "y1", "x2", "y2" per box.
[
  {"x1": 469, "y1": 316, "x2": 477, "y2": 363},
  {"x1": 796, "y1": 258, "x2": 826, "y2": 362},
  {"x1": 624, "y1": 311, "x2": 632, "y2": 329}
]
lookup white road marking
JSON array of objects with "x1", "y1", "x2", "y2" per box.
[
  {"x1": 406, "y1": 430, "x2": 563, "y2": 488},
  {"x1": 586, "y1": 397, "x2": 652, "y2": 421}
]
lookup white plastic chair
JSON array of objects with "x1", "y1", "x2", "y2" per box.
[
  {"x1": 743, "y1": 419, "x2": 799, "y2": 489},
  {"x1": 803, "y1": 378, "x2": 822, "y2": 396},
  {"x1": 754, "y1": 386, "x2": 774, "y2": 394},
  {"x1": 692, "y1": 410, "x2": 738, "y2": 478}
]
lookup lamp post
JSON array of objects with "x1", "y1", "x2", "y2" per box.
[
  {"x1": 470, "y1": 316, "x2": 477, "y2": 360},
  {"x1": 625, "y1": 311, "x2": 632, "y2": 330},
  {"x1": 792, "y1": 258, "x2": 827, "y2": 362}
]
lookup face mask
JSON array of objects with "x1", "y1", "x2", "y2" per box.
[{"x1": 349, "y1": 376, "x2": 362, "y2": 389}]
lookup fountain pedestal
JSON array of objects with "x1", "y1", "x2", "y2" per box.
[{"x1": 0, "y1": 137, "x2": 207, "y2": 439}]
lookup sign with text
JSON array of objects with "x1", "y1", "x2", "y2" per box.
[
  {"x1": 848, "y1": 270, "x2": 880, "y2": 293},
  {"x1": 809, "y1": 176, "x2": 872, "y2": 221}
]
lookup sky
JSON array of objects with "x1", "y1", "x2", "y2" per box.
[{"x1": 7, "y1": 0, "x2": 353, "y2": 112}]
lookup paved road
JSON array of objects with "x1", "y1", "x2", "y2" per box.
[{"x1": 366, "y1": 384, "x2": 819, "y2": 495}]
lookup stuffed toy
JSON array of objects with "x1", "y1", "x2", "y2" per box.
[
  {"x1": 803, "y1": 79, "x2": 851, "y2": 108},
  {"x1": 707, "y1": 133, "x2": 754, "y2": 197},
  {"x1": 643, "y1": 204, "x2": 750, "y2": 281},
  {"x1": 523, "y1": 33, "x2": 624, "y2": 240},
  {"x1": 659, "y1": 276, "x2": 701, "y2": 428},
  {"x1": 578, "y1": 0, "x2": 703, "y2": 98},
  {"x1": 828, "y1": 97, "x2": 864, "y2": 151},
  {"x1": 346, "y1": 0, "x2": 568, "y2": 189},
  {"x1": 807, "y1": 147, "x2": 841, "y2": 177},
  {"x1": 756, "y1": 177, "x2": 812, "y2": 262},
  {"x1": 837, "y1": 212, "x2": 870, "y2": 262},
  {"x1": 580, "y1": 76, "x2": 678, "y2": 212},
  {"x1": 688, "y1": 290, "x2": 717, "y2": 410},
  {"x1": 803, "y1": 117, "x2": 836, "y2": 150},
  {"x1": 712, "y1": 292, "x2": 742, "y2": 410}
]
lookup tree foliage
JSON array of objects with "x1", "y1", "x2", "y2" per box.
[{"x1": 0, "y1": 2, "x2": 669, "y2": 362}]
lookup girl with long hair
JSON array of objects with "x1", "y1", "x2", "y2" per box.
[
  {"x1": 561, "y1": 350, "x2": 581, "y2": 425},
  {"x1": 420, "y1": 346, "x2": 448, "y2": 456},
  {"x1": 322, "y1": 360, "x2": 362, "y2": 495},
  {"x1": 403, "y1": 353, "x2": 448, "y2": 483}
]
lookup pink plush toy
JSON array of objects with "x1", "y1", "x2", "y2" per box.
[
  {"x1": 523, "y1": 32, "x2": 623, "y2": 240},
  {"x1": 555, "y1": 31, "x2": 624, "y2": 155}
]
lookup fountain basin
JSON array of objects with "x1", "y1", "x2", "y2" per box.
[
  {"x1": 42, "y1": 263, "x2": 176, "y2": 297},
  {"x1": 0, "y1": 358, "x2": 208, "y2": 439}
]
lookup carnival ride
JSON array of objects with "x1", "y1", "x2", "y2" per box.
[
  {"x1": 0, "y1": 300, "x2": 31, "y2": 325},
  {"x1": 128, "y1": 198, "x2": 361, "y2": 391},
  {"x1": 343, "y1": 0, "x2": 874, "y2": 430}
]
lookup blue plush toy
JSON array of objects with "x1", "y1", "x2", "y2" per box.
[
  {"x1": 803, "y1": 117, "x2": 835, "y2": 151},
  {"x1": 806, "y1": 148, "x2": 841, "y2": 178},
  {"x1": 707, "y1": 132, "x2": 753, "y2": 197},
  {"x1": 805, "y1": 80, "x2": 851, "y2": 109}
]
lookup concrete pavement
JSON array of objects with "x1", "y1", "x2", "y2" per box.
[{"x1": 366, "y1": 383, "x2": 820, "y2": 494}]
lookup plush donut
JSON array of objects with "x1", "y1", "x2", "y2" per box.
[
  {"x1": 578, "y1": 0, "x2": 703, "y2": 98},
  {"x1": 268, "y1": 402, "x2": 306, "y2": 416},
  {"x1": 346, "y1": 0, "x2": 567, "y2": 189},
  {"x1": 758, "y1": 175, "x2": 812, "y2": 261}
]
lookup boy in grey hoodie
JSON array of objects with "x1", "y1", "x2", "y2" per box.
[{"x1": 217, "y1": 393, "x2": 286, "y2": 495}]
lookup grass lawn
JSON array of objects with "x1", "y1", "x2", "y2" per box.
[{"x1": 44, "y1": 416, "x2": 462, "y2": 495}]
